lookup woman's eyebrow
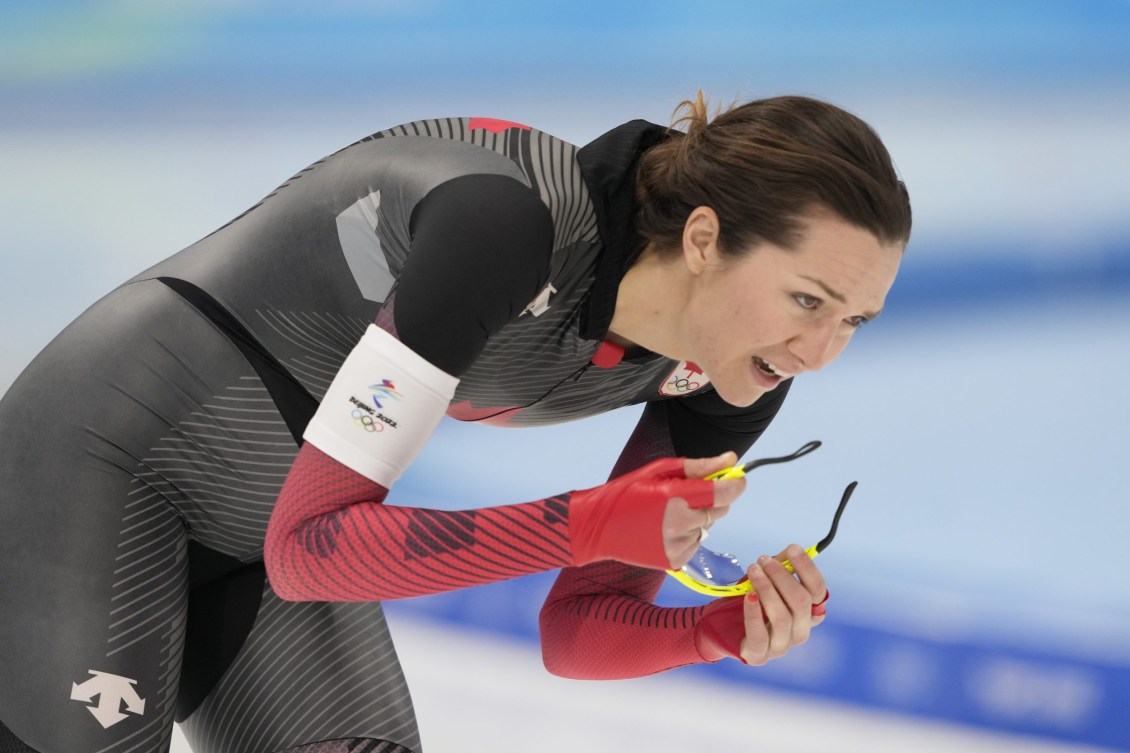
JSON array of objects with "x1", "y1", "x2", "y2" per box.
[
  {"x1": 799, "y1": 274, "x2": 882, "y2": 319},
  {"x1": 799, "y1": 274, "x2": 847, "y2": 303}
]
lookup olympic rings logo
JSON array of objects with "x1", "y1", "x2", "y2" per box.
[
  {"x1": 351, "y1": 408, "x2": 385, "y2": 432},
  {"x1": 665, "y1": 376, "x2": 701, "y2": 393}
]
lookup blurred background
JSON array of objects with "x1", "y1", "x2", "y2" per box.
[{"x1": 1, "y1": 1, "x2": 1128, "y2": 751}]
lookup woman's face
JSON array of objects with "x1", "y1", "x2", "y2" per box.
[{"x1": 681, "y1": 208, "x2": 904, "y2": 407}]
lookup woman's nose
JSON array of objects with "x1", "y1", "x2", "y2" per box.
[{"x1": 790, "y1": 320, "x2": 843, "y2": 372}]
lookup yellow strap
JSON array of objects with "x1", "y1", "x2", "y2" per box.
[
  {"x1": 779, "y1": 545, "x2": 820, "y2": 573},
  {"x1": 704, "y1": 465, "x2": 747, "y2": 481}
]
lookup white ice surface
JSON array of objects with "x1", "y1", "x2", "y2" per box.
[{"x1": 169, "y1": 616, "x2": 1122, "y2": 753}]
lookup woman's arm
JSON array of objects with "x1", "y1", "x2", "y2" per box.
[
  {"x1": 265, "y1": 442, "x2": 576, "y2": 600},
  {"x1": 265, "y1": 173, "x2": 569, "y2": 600},
  {"x1": 539, "y1": 385, "x2": 818, "y2": 679},
  {"x1": 267, "y1": 436, "x2": 737, "y2": 603}
]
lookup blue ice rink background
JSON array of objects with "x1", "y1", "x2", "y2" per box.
[{"x1": 2, "y1": 2, "x2": 1128, "y2": 750}]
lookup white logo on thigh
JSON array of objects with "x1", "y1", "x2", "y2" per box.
[{"x1": 70, "y1": 670, "x2": 146, "y2": 728}]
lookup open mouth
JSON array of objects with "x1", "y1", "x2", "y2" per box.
[{"x1": 752, "y1": 356, "x2": 783, "y2": 379}]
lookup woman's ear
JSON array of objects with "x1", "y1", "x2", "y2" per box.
[{"x1": 682, "y1": 206, "x2": 721, "y2": 275}]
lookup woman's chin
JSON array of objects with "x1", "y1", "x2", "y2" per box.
[{"x1": 711, "y1": 379, "x2": 769, "y2": 408}]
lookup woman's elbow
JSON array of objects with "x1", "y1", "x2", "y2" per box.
[
  {"x1": 263, "y1": 520, "x2": 308, "y2": 602},
  {"x1": 539, "y1": 602, "x2": 586, "y2": 679}
]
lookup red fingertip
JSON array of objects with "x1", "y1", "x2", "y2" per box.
[
  {"x1": 812, "y1": 589, "x2": 829, "y2": 617},
  {"x1": 748, "y1": 591, "x2": 771, "y2": 624}
]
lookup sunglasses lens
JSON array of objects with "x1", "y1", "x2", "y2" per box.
[{"x1": 681, "y1": 546, "x2": 746, "y2": 587}]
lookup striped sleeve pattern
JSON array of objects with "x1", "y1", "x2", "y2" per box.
[
  {"x1": 264, "y1": 444, "x2": 573, "y2": 601},
  {"x1": 539, "y1": 560, "x2": 707, "y2": 679}
]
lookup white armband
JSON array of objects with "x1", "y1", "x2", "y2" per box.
[{"x1": 303, "y1": 324, "x2": 459, "y2": 487}]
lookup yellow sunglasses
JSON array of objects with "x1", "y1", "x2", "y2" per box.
[{"x1": 666, "y1": 441, "x2": 858, "y2": 597}]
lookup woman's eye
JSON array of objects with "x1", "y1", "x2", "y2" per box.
[
  {"x1": 845, "y1": 315, "x2": 871, "y2": 329},
  {"x1": 794, "y1": 293, "x2": 820, "y2": 310}
]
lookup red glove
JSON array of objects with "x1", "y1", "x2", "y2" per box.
[
  {"x1": 695, "y1": 596, "x2": 748, "y2": 663},
  {"x1": 567, "y1": 457, "x2": 713, "y2": 570}
]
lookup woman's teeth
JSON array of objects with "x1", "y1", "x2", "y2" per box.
[{"x1": 754, "y1": 357, "x2": 780, "y2": 377}]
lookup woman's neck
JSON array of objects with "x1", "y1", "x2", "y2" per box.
[{"x1": 605, "y1": 244, "x2": 689, "y2": 360}]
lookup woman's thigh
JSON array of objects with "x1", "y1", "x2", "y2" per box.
[
  {"x1": 179, "y1": 588, "x2": 420, "y2": 753},
  {"x1": 1, "y1": 279, "x2": 422, "y2": 752},
  {"x1": 0, "y1": 279, "x2": 289, "y2": 752},
  {"x1": 0, "y1": 282, "x2": 204, "y2": 753}
]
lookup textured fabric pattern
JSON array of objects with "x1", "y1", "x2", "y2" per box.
[
  {"x1": 266, "y1": 445, "x2": 572, "y2": 602},
  {"x1": 540, "y1": 560, "x2": 707, "y2": 679},
  {"x1": 0, "y1": 720, "x2": 38, "y2": 753},
  {"x1": 0, "y1": 282, "x2": 420, "y2": 753},
  {"x1": 178, "y1": 584, "x2": 421, "y2": 753},
  {"x1": 281, "y1": 738, "x2": 412, "y2": 753}
]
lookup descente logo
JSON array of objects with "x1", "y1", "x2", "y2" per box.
[
  {"x1": 349, "y1": 395, "x2": 399, "y2": 432},
  {"x1": 71, "y1": 670, "x2": 145, "y2": 729}
]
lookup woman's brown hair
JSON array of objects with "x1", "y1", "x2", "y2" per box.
[{"x1": 635, "y1": 93, "x2": 912, "y2": 256}]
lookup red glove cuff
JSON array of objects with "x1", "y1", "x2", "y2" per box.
[{"x1": 694, "y1": 595, "x2": 747, "y2": 664}]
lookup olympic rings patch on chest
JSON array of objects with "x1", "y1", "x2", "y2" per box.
[{"x1": 659, "y1": 361, "x2": 711, "y2": 397}]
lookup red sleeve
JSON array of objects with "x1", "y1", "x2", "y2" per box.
[
  {"x1": 265, "y1": 443, "x2": 574, "y2": 601},
  {"x1": 540, "y1": 561, "x2": 709, "y2": 679}
]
